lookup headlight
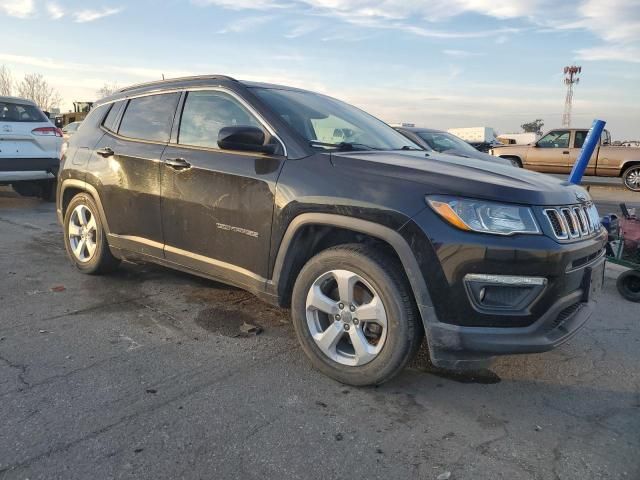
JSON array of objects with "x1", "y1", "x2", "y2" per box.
[{"x1": 427, "y1": 196, "x2": 540, "y2": 235}]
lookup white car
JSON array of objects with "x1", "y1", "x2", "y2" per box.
[{"x1": 0, "y1": 96, "x2": 63, "y2": 200}]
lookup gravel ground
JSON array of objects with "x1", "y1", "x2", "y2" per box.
[{"x1": 0, "y1": 187, "x2": 638, "y2": 480}]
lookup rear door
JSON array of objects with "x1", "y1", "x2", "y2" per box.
[
  {"x1": 570, "y1": 130, "x2": 598, "y2": 175},
  {"x1": 91, "y1": 92, "x2": 180, "y2": 258},
  {"x1": 160, "y1": 89, "x2": 286, "y2": 283},
  {"x1": 528, "y1": 130, "x2": 572, "y2": 173}
]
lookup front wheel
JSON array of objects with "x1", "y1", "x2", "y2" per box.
[
  {"x1": 291, "y1": 244, "x2": 423, "y2": 386},
  {"x1": 622, "y1": 165, "x2": 640, "y2": 192}
]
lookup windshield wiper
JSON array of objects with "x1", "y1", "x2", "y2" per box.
[{"x1": 309, "y1": 140, "x2": 380, "y2": 151}]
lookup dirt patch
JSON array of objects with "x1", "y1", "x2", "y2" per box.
[
  {"x1": 185, "y1": 286, "x2": 247, "y2": 305},
  {"x1": 425, "y1": 367, "x2": 501, "y2": 385},
  {"x1": 195, "y1": 303, "x2": 289, "y2": 337}
]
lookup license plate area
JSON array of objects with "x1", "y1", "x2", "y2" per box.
[{"x1": 582, "y1": 261, "x2": 605, "y2": 302}]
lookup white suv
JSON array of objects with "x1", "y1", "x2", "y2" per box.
[{"x1": 0, "y1": 96, "x2": 62, "y2": 200}]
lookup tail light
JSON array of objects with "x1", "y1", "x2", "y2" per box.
[{"x1": 32, "y1": 127, "x2": 63, "y2": 137}]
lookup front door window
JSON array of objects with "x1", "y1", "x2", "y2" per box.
[{"x1": 538, "y1": 130, "x2": 570, "y2": 148}]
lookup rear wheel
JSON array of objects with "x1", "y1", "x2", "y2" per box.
[
  {"x1": 38, "y1": 179, "x2": 56, "y2": 202},
  {"x1": 291, "y1": 244, "x2": 423, "y2": 386},
  {"x1": 11, "y1": 181, "x2": 40, "y2": 197},
  {"x1": 11, "y1": 180, "x2": 56, "y2": 201},
  {"x1": 63, "y1": 193, "x2": 120, "y2": 274},
  {"x1": 622, "y1": 165, "x2": 640, "y2": 192},
  {"x1": 616, "y1": 270, "x2": 640, "y2": 302}
]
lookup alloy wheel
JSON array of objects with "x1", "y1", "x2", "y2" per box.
[
  {"x1": 305, "y1": 269, "x2": 388, "y2": 366},
  {"x1": 68, "y1": 204, "x2": 98, "y2": 262},
  {"x1": 624, "y1": 167, "x2": 640, "y2": 191}
]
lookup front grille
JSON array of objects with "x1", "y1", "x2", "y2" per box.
[{"x1": 543, "y1": 203, "x2": 601, "y2": 241}]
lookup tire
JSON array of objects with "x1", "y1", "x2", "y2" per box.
[
  {"x1": 622, "y1": 165, "x2": 640, "y2": 192},
  {"x1": 63, "y1": 193, "x2": 120, "y2": 274},
  {"x1": 38, "y1": 179, "x2": 56, "y2": 202},
  {"x1": 11, "y1": 181, "x2": 40, "y2": 197},
  {"x1": 291, "y1": 244, "x2": 423, "y2": 386},
  {"x1": 616, "y1": 270, "x2": 640, "y2": 302},
  {"x1": 502, "y1": 156, "x2": 522, "y2": 168}
]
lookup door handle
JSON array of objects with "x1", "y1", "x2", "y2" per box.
[
  {"x1": 96, "y1": 147, "x2": 114, "y2": 158},
  {"x1": 562, "y1": 151, "x2": 570, "y2": 154},
  {"x1": 164, "y1": 157, "x2": 191, "y2": 170}
]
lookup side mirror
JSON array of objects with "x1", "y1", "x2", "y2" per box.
[{"x1": 217, "y1": 125, "x2": 276, "y2": 155}]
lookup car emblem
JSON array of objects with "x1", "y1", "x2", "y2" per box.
[
  {"x1": 1, "y1": 125, "x2": 11, "y2": 133},
  {"x1": 575, "y1": 191, "x2": 587, "y2": 202}
]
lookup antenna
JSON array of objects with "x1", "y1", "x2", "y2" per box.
[{"x1": 562, "y1": 65, "x2": 581, "y2": 127}]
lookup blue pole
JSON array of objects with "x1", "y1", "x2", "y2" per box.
[{"x1": 568, "y1": 119, "x2": 606, "y2": 184}]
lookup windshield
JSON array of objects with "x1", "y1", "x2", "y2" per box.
[
  {"x1": 417, "y1": 131, "x2": 481, "y2": 155},
  {"x1": 252, "y1": 87, "x2": 420, "y2": 151}
]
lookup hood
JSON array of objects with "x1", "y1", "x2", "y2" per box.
[
  {"x1": 437, "y1": 148, "x2": 511, "y2": 166},
  {"x1": 330, "y1": 150, "x2": 588, "y2": 206}
]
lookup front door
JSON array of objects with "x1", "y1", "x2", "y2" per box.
[
  {"x1": 160, "y1": 89, "x2": 286, "y2": 286},
  {"x1": 528, "y1": 129, "x2": 572, "y2": 173}
]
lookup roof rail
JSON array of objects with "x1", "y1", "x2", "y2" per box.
[{"x1": 117, "y1": 75, "x2": 238, "y2": 93}]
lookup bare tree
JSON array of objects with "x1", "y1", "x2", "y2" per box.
[
  {"x1": 96, "y1": 82, "x2": 120, "y2": 99},
  {"x1": 17, "y1": 73, "x2": 62, "y2": 111},
  {"x1": 0, "y1": 64, "x2": 13, "y2": 96}
]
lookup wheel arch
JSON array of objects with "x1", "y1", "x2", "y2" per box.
[
  {"x1": 270, "y1": 213, "x2": 435, "y2": 324},
  {"x1": 58, "y1": 179, "x2": 111, "y2": 234},
  {"x1": 498, "y1": 155, "x2": 523, "y2": 167},
  {"x1": 620, "y1": 160, "x2": 640, "y2": 176}
]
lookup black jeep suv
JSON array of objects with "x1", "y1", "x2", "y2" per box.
[{"x1": 56, "y1": 75, "x2": 607, "y2": 386}]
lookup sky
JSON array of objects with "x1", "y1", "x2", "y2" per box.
[{"x1": 1, "y1": 0, "x2": 639, "y2": 140}]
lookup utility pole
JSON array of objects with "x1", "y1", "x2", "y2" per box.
[{"x1": 562, "y1": 65, "x2": 581, "y2": 127}]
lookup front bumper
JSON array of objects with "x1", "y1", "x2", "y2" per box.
[
  {"x1": 401, "y1": 206, "x2": 607, "y2": 368},
  {"x1": 424, "y1": 278, "x2": 597, "y2": 369}
]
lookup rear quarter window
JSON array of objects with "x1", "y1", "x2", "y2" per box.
[
  {"x1": 118, "y1": 93, "x2": 180, "y2": 142},
  {"x1": 0, "y1": 101, "x2": 47, "y2": 122},
  {"x1": 102, "y1": 100, "x2": 125, "y2": 132}
]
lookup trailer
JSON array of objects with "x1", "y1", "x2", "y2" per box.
[{"x1": 447, "y1": 127, "x2": 496, "y2": 143}]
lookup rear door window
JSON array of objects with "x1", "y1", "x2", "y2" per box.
[
  {"x1": 574, "y1": 131, "x2": 588, "y2": 148},
  {"x1": 0, "y1": 101, "x2": 46, "y2": 122},
  {"x1": 118, "y1": 93, "x2": 180, "y2": 142}
]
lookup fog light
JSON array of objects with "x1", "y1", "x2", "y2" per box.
[{"x1": 464, "y1": 274, "x2": 547, "y2": 313}]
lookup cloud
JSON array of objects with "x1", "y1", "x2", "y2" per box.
[
  {"x1": 193, "y1": 0, "x2": 291, "y2": 9},
  {"x1": 217, "y1": 15, "x2": 275, "y2": 33},
  {"x1": 576, "y1": 45, "x2": 640, "y2": 64},
  {"x1": 443, "y1": 49, "x2": 485, "y2": 57},
  {"x1": 0, "y1": 0, "x2": 34, "y2": 18},
  {"x1": 73, "y1": 7, "x2": 122, "y2": 23},
  {"x1": 0, "y1": 52, "x2": 194, "y2": 80},
  {"x1": 47, "y1": 2, "x2": 64, "y2": 19},
  {"x1": 194, "y1": 0, "x2": 640, "y2": 58}
]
